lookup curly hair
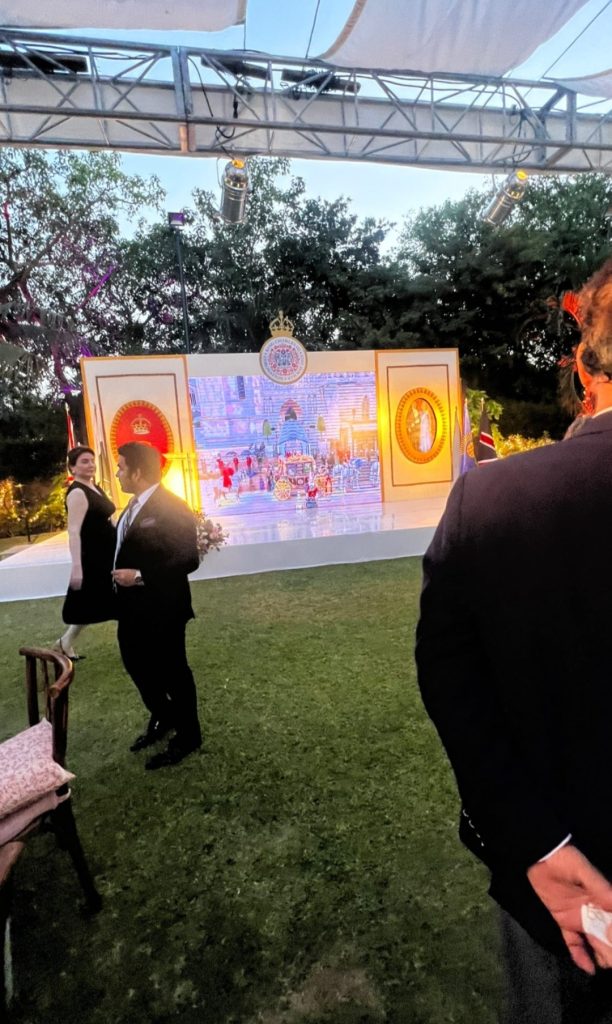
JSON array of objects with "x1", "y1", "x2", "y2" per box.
[{"x1": 578, "y1": 258, "x2": 612, "y2": 379}]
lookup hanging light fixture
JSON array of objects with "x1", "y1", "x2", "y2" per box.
[
  {"x1": 220, "y1": 159, "x2": 249, "y2": 224},
  {"x1": 482, "y1": 170, "x2": 528, "y2": 227}
]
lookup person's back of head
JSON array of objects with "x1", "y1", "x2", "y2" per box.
[
  {"x1": 578, "y1": 259, "x2": 612, "y2": 380},
  {"x1": 118, "y1": 442, "x2": 162, "y2": 484}
]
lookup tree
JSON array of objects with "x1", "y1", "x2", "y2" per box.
[
  {"x1": 0, "y1": 148, "x2": 162, "y2": 406},
  {"x1": 0, "y1": 396, "x2": 67, "y2": 481},
  {"x1": 99, "y1": 158, "x2": 396, "y2": 355},
  {"x1": 0, "y1": 149, "x2": 163, "y2": 478},
  {"x1": 394, "y1": 174, "x2": 612, "y2": 406}
]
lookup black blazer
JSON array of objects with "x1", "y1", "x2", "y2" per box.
[
  {"x1": 416, "y1": 412, "x2": 612, "y2": 951},
  {"x1": 115, "y1": 485, "x2": 199, "y2": 625}
]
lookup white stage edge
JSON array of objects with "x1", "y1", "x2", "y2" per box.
[{"x1": 0, "y1": 496, "x2": 446, "y2": 603}]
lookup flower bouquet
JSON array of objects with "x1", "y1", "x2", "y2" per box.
[{"x1": 194, "y1": 512, "x2": 228, "y2": 562}]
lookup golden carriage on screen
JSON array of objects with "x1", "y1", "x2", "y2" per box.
[{"x1": 273, "y1": 454, "x2": 316, "y2": 501}]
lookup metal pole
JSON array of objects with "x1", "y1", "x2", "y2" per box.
[{"x1": 174, "y1": 229, "x2": 191, "y2": 355}]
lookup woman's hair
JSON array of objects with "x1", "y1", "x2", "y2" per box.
[
  {"x1": 578, "y1": 259, "x2": 612, "y2": 379},
  {"x1": 67, "y1": 445, "x2": 95, "y2": 468}
]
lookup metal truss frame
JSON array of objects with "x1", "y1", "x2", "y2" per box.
[{"x1": 0, "y1": 28, "x2": 610, "y2": 174}]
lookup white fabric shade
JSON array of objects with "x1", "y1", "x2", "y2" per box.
[
  {"x1": 0, "y1": 0, "x2": 246, "y2": 31},
  {"x1": 321, "y1": 0, "x2": 591, "y2": 76},
  {"x1": 553, "y1": 70, "x2": 612, "y2": 99}
]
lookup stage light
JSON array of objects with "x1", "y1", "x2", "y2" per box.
[
  {"x1": 482, "y1": 170, "x2": 528, "y2": 227},
  {"x1": 0, "y1": 51, "x2": 88, "y2": 74},
  {"x1": 281, "y1": 69, "x2": 360, "y2": 94},
  {"x1": 167, "y1": 211, "x2": 186, "y2": 232},
  {"x1": 209, "y1": 57, "x2": 269, "y2": 82},
  {"x1": 220, "y1": 159, "x2": 249, "y2": 224}
]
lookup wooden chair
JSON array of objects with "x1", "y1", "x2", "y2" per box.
[{"x1": 0, "y1": 647, "x2": 101, "y2": 1011}]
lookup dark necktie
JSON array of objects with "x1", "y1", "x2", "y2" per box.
[{"x1": 119, "y1": 496, "x2": 138, "y2": 547}]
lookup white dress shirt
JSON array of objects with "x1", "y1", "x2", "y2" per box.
[{"x1": 114, "y1": 483, "x2": 159, "y2": 563}]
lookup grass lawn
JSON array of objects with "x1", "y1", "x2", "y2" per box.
[
  {"x1": 0, "y1": 532, "x2": 61, "y2": 557},
  {"x1": 0, "y1": 559, "x2": 501, "y2": 1024}
]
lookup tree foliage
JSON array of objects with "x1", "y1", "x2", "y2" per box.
[
  {"x1": 3, "y1": 150, "x2": 612, "y2": 483},
  {"x1": 0, "y1": 148, "x2": 162, "y2": 402},
  {"x1": 394, "y1": 173, "x2": 612, "y2": 404},
  {"x1": 98, "y1": 158, "x2": 393, "y2": 355}
]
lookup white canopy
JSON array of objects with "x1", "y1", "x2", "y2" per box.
[
  {"x1": 0, "y1": 0, "x2": 246, "y2": 31},
  {"x1": 554, "y1": 70, "x2": 612, "y2": 99},
  {"x1": 321, "y1": 0, "x2": 591, "y2": 76}
]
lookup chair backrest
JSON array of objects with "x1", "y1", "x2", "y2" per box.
[{"x1": 18, "y1": 647, "x2": 73, "y2": 767}]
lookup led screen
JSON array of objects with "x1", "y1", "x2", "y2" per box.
[{"x1": 189, "y1": 371, "x2": 381, "y2": 519}]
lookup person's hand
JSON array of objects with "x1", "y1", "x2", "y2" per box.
[
  {"x1": 112, "y1": 568, "x2": 141, "y2": 587},
  {"x1": 527, "y1": 844, "x2": 612, "y2": 973},
  {"x1": 69, "y1": 568, "x2": 83, "y2": 590}
]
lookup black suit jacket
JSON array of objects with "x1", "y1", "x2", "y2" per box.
[
  {"x1": 115, "y1": 485, "x2": 199, "y2": 625},
  {"x1": 416, "y1": 412, "x2": 612, "y2": 951}
]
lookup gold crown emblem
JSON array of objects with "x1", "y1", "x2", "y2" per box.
[
  {"x1": 269, "y1": 310, "x2": 295, "y2": 338},
  {"x1": 131, "y1": 414, "x2": 151, "y2": 436}
]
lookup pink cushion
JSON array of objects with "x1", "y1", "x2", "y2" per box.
[
  {"x1": 0, "y1": 789, "x2": 69, "y2": 845},
  {"x1": 0, "y1": 719, "x2": 75, "y2": 819}
]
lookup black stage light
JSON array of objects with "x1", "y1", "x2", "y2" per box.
[
  {"x1": 167, "y1": 211, "x2": 187, "y2": 232},
  {"x1": 281, "y1": 69, "x2": 360, "y2": 94},
  {"x1": 209, "y1": 57, "x2": 269, "y2": 82},
  {"x1": 0, "y1": 51, "x2": 88, "y2": 74}
]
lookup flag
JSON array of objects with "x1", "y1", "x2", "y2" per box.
[
  {"x1": 459, "y1": 396, "x2": 476, "y2": 474},
  {"x1": 65, "y1": 402, "x2": 77, "y2": 452},
  {"x1": 475, "y1": 408, "x2": 498, "y2": 464}
]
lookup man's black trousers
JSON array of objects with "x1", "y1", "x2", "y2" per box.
[{"x1": 117, "y1": 616, "x2": 201, "y2": 747}]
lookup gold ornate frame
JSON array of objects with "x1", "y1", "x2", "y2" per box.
[{"x1": 394, "y1": 387, "x2": 447, "y2": 465}]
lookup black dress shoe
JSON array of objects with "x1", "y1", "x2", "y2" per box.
[
  {"x1": 145, "y1": 739, "x2": 201, "y2": 770},
  {"x1": 129, "y1": 720, "x2": 172, "y2": 753}
]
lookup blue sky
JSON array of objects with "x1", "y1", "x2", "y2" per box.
[{"x1": 112, "y1": 0, "x2": 612, "y2": 233}]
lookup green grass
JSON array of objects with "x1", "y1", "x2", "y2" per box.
[
  {"x1": 0, "y1": 559, "x2": 501, "y2": 1024},
  {"x1": 0, "y1": 531, "x2": 61, "y2": 556}
]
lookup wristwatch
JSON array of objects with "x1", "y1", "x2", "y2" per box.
[{"x1": 134, "y1": 571, "x2": 143, "y2": 585}]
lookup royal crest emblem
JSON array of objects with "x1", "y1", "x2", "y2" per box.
[
  {"x1": 131, "y1": 413, "x2": 151, "y2": 436},
  {"x1": 110, "y1": 400, "x2": 174, "y2": 471},
  {"x1": 259, "y1": 311, "x2": 308, "y2": 385}
]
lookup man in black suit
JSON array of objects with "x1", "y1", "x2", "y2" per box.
[
  {"x1": 416, "y1": 261, "x2": 612, "y2": 1021},
  {"x1": 112, "y1": 441, "x2": 201, "y2": 770}
]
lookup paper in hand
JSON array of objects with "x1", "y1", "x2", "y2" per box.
[{"x1": 582, "y1": 904, "x2": 612, "y2": 949}]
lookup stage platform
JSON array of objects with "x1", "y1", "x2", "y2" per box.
[{"x1": 0, "y1": 495, "x2": 447, "y2": 603}]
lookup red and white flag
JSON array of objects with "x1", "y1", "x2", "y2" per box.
[
  {"x1": 65, "y1": 402, "x2": 77, "y2": 452},
  {"x1": 475, "y1": 409, "x2": 498, "y2": 464}
]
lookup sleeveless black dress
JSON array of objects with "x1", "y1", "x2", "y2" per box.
[{"x1": 62, "y1": 482, "x2": 117, "y2": 624}]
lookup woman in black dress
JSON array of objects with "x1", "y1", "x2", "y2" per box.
[{"x1": 55, "y1": 446, "x2": 116, "y2": 659}]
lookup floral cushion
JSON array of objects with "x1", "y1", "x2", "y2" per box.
[
  {"x1": 0, "y1": 719, "x2": 75, "y2": 820},
  {"x1": 0, "y1": 789, "x2": 68, "y2": 845}
]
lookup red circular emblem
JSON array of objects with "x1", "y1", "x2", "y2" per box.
[{"x1": 110, "y1": 401, "x2": 174, "y2": 471}]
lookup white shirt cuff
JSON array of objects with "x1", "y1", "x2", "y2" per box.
[{"x1": 538, "y1": 834, "x2": 572, "y2": 862}]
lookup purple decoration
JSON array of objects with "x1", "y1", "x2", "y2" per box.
[{"x1": 79, "y1": 265, "x2": 117, "y2": 309}]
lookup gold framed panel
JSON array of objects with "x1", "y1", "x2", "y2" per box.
[{"x1": 394, "y1": 387, "x2": 447, "y2": 465}]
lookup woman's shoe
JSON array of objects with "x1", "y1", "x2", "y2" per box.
[{"x1": 53, "y1": 639, "x2": 85, "y2": 662}]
